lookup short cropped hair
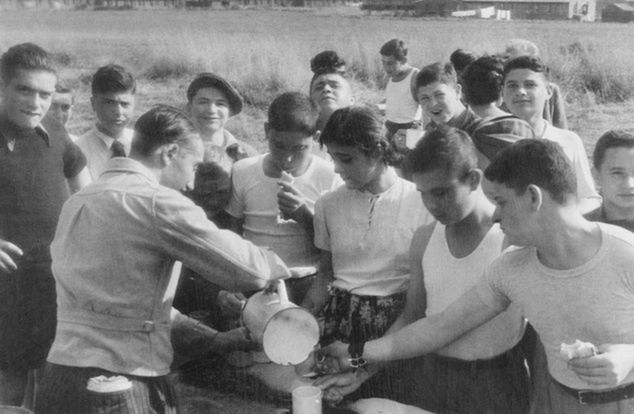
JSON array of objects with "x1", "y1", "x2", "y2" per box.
[
  {"x1": 415, "y1": 62, "x2": 458, "y2": 90},
  {"x1": 268, "y1": 92, "x2": 318, "y2": 136},
  {"x1": 484, "y1": 139, "x2": 576, "y2": 204},
  {"x1": 462, "y1": 56, "x2": 504, "y2": 106},
  {"x1": 504, "y1": 39, "x2": 540, "y2": 59},
  {"x1": 449, "y1": 49, "x2": 476, "y2": 76},
  {"x1": 319, "y1": 105, "x2": 401, "y2": 166},
  {"x1": 380, "y1": 39, "x2": 408, "y2": 63},
  {"x1": 593, "y1": 130, "x2": 634, "y2": 170},
  {"x1": 91, "y1": 64, "x2": 136, "y2": 95},
  {"x1": 0, "y1": 42, "x2": 55, "y2": 84},
  {"x1": 132, "y1": 105, "x2": 199, "y2": 157},
  {"x1": 503, "y1": 56, "x2": 549, "y2": 81},
  {"x1": 405, "y1": 126, "x2": 478, "y2": 180}
]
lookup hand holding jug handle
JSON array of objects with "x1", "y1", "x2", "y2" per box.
[{"x1": 264, "y1": 279, "x2": 289, "y2": 305}]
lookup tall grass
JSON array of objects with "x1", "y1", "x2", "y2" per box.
[{"x1": 2, "y1": 9, "x2": 634, "y2": 144}]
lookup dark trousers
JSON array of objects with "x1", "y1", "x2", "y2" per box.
[
  {"x1": 400, "y1": 340, "x2": 531, "y2": 414},
  {"x1": 35, "y1": 363, "x2": 178, "y2": 414}
]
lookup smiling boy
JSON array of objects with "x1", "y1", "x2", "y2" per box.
[
  {"x1": 0, "y1": 43, "x2": 89, "y2": 407},
  {"x1": 502, "y1": 56, "x2": 599, "y2": 213},
  {"x1": 76, "y1": 64, "x2": 135, "y2": 179},
  {"x1": 417, "y1": 62, "x2": 480, "y2": 135},
  {"x1": 585, "y1": 130, "x2": 634, "y2": 231}
]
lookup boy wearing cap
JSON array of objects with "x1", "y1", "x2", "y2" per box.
[
  {"x1": 0, "y1": 43, "x2": 89, "y2": 407},
  {"x1": 186, "y1": 72, "x2": 256, "y2": 171},
  {"x1": 76, "y1": 64, "x2": 136, "y2": 179}
]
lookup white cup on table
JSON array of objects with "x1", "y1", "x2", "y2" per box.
[{"x1": 292, "y1": 385, "x2": 322, "y2": 414}]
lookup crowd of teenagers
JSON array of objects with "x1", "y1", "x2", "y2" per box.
[{"x1": 0, "y1": 36, "x2": 633, "y2": 414}]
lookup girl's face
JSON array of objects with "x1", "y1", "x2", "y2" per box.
[
  {"x1": 188, "y1": 86, "x2": 230, "y2": 134},
  {"x1": 310, "y1": 73, "x2": 353, "y2": 116},
  {"x1": 326, "y1": 142, "x2": 384, "y2": 192}
]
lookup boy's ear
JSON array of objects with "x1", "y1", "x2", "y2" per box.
[
  {"x1": 159, "y1": 143, "x2": 179, "y2": 166},
  {"x1": 527, "y1": 184, "x2": 543, "y2": 211},
  {"x1": 455, "y1": 82, "x2": 463, "y2": 98},
  {"x1": 468, "y1": 168, "x2": 483, "y2": 190}
]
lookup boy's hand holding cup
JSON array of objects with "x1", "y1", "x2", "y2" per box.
[{"x1": 277, "y1": 174, "x2": 309, "y2": 223}]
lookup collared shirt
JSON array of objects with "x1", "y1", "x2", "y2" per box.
[
  {"x1": 76, "y1": 126, "x2": 134, "y2": 179},
  {"x1": 48, "y1": 157, "x2": 290, "y2": 376},
  {"x1": 0, "y1": 114, "x2": 86, "y2": 265}
]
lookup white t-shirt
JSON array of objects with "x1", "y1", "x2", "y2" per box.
[
  {"x1": 314, "y1": 174, "x2": 433, "y2": 296},
  {"x1": 423, "y1": 222, "x2": 524, "y2": 360},
  {"x1": 477, "y1": 223, "x2": 634, "y2": 390},
  {"x1": 541, "y1": 123, "x2": 600, "y2": 207},
  {"x1": 226, "y1": 154, "x2": 341, "y2": 268}
]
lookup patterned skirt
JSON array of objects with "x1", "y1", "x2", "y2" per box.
[{"x1": 318, "y1": 285, "x2": 407, "y2": 346}]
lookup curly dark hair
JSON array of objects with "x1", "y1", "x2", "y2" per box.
[{"x1": 310, "y1": 50, "x2": 347, "y2": 76}]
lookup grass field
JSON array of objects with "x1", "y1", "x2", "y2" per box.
[{"x1": 1, "y1": 7, "x2": 634, "y2": 153}]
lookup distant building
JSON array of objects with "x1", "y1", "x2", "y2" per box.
[
  {"x1": 460, "y1": 0, "x2": 597, "y2": 20},
  {"x1": 602, "y1": 2, "x2": 634, "y2": 21}
]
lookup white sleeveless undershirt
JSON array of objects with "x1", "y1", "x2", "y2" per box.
[
  {"x1": 422, "y1": 222, "x2": 525, "y2": 360},
  {"x1": 385, "y1": 69, "x2": 421, "y2": 124}
]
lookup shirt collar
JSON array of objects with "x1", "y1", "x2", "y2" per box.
[
  {"x1": 93, "y1": 126, "x2": 133, "y2": 153},
  {"x1": 0, "y1": 114, "x2": 51, "y2": 152},
  {"x1": 101, "y1": 157, "x2": 160, "y2": 186}
]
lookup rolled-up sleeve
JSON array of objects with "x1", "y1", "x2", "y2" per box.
[{"x1": 153, "y1": 188, "x2": 290, "y2": 292}]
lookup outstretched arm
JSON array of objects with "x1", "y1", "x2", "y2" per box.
[{"x1": 322, "y1": 287, "x2": 500, "y2": 368}]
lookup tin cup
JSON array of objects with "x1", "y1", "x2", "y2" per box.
[{"x1": 292, "y1": 385, "x2": 322, "y2": 414}]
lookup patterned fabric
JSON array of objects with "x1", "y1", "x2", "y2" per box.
[
  {"x1": 471, "y1": 115, "x2": 536, "y2": 161},
  {"x1": 319, "y1": 285, "x2": 406, "y2": 346}
]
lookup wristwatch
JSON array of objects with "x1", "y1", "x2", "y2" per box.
[{"x1": 347, "y1": 340, "x2": 367, "y2": 370}]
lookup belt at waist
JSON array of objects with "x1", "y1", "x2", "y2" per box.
[
  {"x1": 58, "y1": 309, "x2": 168, "y2": 333},
  {"x1": 553, "y1": 377, "x2": 634, "y2": 405}
]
